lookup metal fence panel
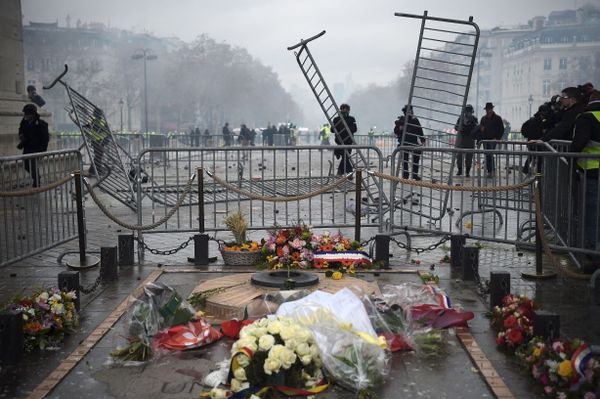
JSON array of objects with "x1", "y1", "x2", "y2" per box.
[{"x1": 0, "y1": 150, "x2": 82, "y2": 266}]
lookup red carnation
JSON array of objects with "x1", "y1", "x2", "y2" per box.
[
  {"x1": 507, "y1": 329, "x2": 524, "y2": 346},
  {"x1": 503, "y1": 315, "x2": 517, "y2": 329},
  {"x1": 496, "y1": 335, "x2": 505, "y2": 346}
]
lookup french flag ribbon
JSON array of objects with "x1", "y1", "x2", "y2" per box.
[
  {"x1": 430, "y1": 286, "x2": 452, "y2": 309},
  {"x1": 312, "y1": 250, "x2": 371, "y2": 263},
  {"x1": 571, "y1": 343, "x2": 592, "y2": 377}
]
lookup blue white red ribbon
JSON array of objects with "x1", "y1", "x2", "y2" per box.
[
  {"x1": 571, "y1": 343, "x2": 592, "y2": 377},
  {"x1": 313, "y1": 250, "x2": 371, "y2": 263}
]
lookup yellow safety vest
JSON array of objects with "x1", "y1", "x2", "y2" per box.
[
  {"x1": 320, "y1": 126, "x2": 330, "y2": 140},
  {"x1": 573, "y1": 111, "x2": 600, "y2": 170},
  {"x1": 88, "y1": 116, "x2": 107, "y2": 141}
]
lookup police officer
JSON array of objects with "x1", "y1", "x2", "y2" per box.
[
  {"x1": 332, "y1": 103, "x2": 357, "y2": 176},
  {"x1": 18, "y1": 104, "x2": 49, "y2": 187},
  {"x1": 454, "y1": 104, "x2": 478, "y2": 177},
  {"x1": 394, "y1": 104, "x2": 425, "y2": 180},
  {"x1": 572, "y1": 90, "x2": 600, "y2": 271}
]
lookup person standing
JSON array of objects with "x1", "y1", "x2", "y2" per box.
[
  {"x1": 319, "y1": 123, "x2": 331, "y2": 146},
  {"x1": 203, "y1": 128, "x2": 210, "y2": 146},
  {"x1": 475, "y1": 102, "x2": 504, "y2": 178},
  {"x1": 542, "y1": 87, "x2": 585, "y2": 142},
  {"x1": 193, "y1": 127, "x2": 201, "y2": 147},
  {"x1": 394, "y1": 104, "x2": 425, "y2": 180},
  {"x1": 571, "y1": 90, "x2": 600, "y2": 272},
  {"x1": 368, "y1": 126, "x2": 376, "y2": 146},
  {"x1": 222, "y1": 122, "x2": 232, "y2": 147},
  {"x1": 454, "y1": 104, "x2": 478, "y2": 177},
  {"x1": 17, "y1": 104, "x2": 49, "y2": 187},
  {"x1": 331, "y1": 103, "x2": 357, "y2": 176}
]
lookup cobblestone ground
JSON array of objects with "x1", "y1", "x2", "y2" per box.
[{"x1": 1, "y1": 152, "x2": 599, "y2": 398}]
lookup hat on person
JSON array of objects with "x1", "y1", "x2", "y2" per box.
[
  {"x1": 465, "y1": 104, "x2": 474, "y2": 112},
  {"x1": 22, "y1": 104, "x2": 38, "y2": 115},
  {"x1": 402, "y1": 104, "x2": 413, "y2": 114},
  {"x1": 484, "y1": 102, "x2": 494, "y2": 110}
]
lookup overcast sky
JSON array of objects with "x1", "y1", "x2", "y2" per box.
[{"x1": 23, "y1": 0, "x2": 579, "y2": 92}]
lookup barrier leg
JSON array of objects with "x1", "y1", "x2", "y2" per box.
[
  {"x1": 188, "y1": 234, "x2": 210, "y2": 265},
  {"x1": 450, "y1": 234, "x2": 466, "y2": 269}
]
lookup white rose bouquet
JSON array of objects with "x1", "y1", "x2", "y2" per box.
[{"x1": 227, "y1": 316, "x2": 327, "y2": 397}]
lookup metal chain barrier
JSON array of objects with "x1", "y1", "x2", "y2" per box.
[
  {"x1": 135, "y1": 235, "x2": 195, "y2": 256},
  {"x1": 206, "y1": 170, "x2": 353, "y2": 202},
  {"x1": 533, "y1": 184, "x2": 590, "y2": 281},
  {"x1": 79, "y1": 271, "x2": 103, "y2": 295},
  {"x1": 390, "y1": 234, "x2": 450, "y2": 254},
  {"x1": 0, "y1": 174, "x2": 73, "y2": 197},
  {"x1": 83, "y1": 173, "x2": 196, "y2": 231},
  {"x1": 368, "y1": 170, "x2": 534, "y2": 192}
]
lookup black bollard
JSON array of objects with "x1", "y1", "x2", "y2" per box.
[
  {"x1": 118, "y1": 234, "x2": 135, "y2": 266},
  {"x1": 0, "y1": 310, "x2": 24, "y2": 365},
  {"x1": 489, "y1": 272, "x2": 510, "y2": 310},
  {"x1": 191, "y1": 234, "x2": 209, "y2": 265},
  {"x1": 100, "y1": 247, "x2": 118, "y2": 281},
  {"x1": 450, "y1": 234, "x2": 466, "y2": 269},
  {"x1": 374, "y1": 234, "x2": 391, "y2": 269},
  {"x1": 533, "y1": 310, "x2": 560, "y2": 341},
  {"x1": 58, "y1": 271, "x2": 81, "y2": 311},
  {"x1": 461, "y1": 246, "x2": 479, "y2": 281}
]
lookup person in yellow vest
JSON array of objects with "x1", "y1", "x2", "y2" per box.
[
  {"x1": 319, "y1": 123, "x2": 330, "y2": 145},
  {"x1": 368, "y1": 126, "x2": 376, "y2": 146},
  {"x1": 572, "y1": 89, "x2": 600, "y2": 272},
  {"x1": 85, "y1": 108, "x2": 109, "y2": 176},
  {"x1": 289, "y1": 124, "x2": 297, "y2": 146}
]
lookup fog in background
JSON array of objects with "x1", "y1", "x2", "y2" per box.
[{"x1": 22, "y1": 0, "x2": 583, "y2": 129}]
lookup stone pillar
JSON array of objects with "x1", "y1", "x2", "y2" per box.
[{"x1": 0, "y1": 0, "x2": 50, "y2": 155}]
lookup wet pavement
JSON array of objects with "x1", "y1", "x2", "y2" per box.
[{"x1": 1, "y1": 195, "x2": 599, "y2": 398}]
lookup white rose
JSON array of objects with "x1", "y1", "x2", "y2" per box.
[
  {"x1": 279, "y1": 347, "x2": 297, "y2": 369},
  {"x1": 297, "y1": 329, "x2": 313, "y2": 344},
  {"x1": 251, "y1": 327, "x2": 268, "y2": 338},
  {"x1": 295, "y1": 342, "x2": 310, "y2": 356},
  {"x1": 264, "y1": 357, "x2": 282, "y2": 375},
  {"x1": 267, "y1": 320, "x2": 282, "y2": 335},
  {"x1": 232, "y1": 337, "x2": 257, "y2": 354},
  {"x1": 300, "y1": 355, "x2": 312, "y2": 365},
  {"x1": 279, "y1": 326, "x2": 296, "y2": 341},
  {"x1": 39, "y1": 292, "x2": 49, "y2": 300},
  {"x1": 269, "y1": 344, "x2": 286, "y2": 359},
  {"x1": 239, "y1": 325, "x2": 255, "y2": 338},
  {"x1": 256, "y1": 318, "x2": 269, "y2": 328},
  {"x1": 233, "y1": 367, "x2": 247, "y2": 381},
  {"x1": 284, "y1": 338, "x2": 298, "y2": 351},
  {"x1": 258, "y1": 334, "x2": 275, "y2": 351}
]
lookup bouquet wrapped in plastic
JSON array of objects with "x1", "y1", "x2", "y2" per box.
[
  {"x1": 109, "y1": 282, "x2": 200, "y2": 365},
  {"x1": 276, "y1": 289, "x2": 390, "y2": 397}
]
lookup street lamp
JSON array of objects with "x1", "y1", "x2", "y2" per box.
[
  {"x1": 528, "y1": 95, "x2": 534, "y2": 117},
  {"x1": 132, "y1": 49, "x2": 158, "y2": 134},
  {"x1": 118, "y1": 98, "x2": 124, "y2": 132}
]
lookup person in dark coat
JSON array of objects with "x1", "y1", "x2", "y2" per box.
[
  {"x1": 331, "y1": 103, "x2": 357, "y2": 176},
  {"x1": 394, "y1": 104, "x2": 425, "y2": 179},
  {"x1": 454, "y1": 104, "x2": 478, "y2": 177},
  {"x1": 542, "y1": 87, "x2": 585, "y2": 142},
  {"x1": 222, "y1": 122, "x2": 232, "y2": 147},
  {"x1": 18, "y1": 104, "x2": 49, "y2": 187},
  {"x1": 474, "y1": 102, "x2": 504, "y2": 178},
  {"x1": 520, "y1": 104, "x2": 554, "y2": 174}
]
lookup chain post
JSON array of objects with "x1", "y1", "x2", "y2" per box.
[
  {"x1": 354, "y1": 169, "x2": 362, "y2": 242},
  {"x1": 489, "y1": 271, "x2": 510, "y2": 310},
  {"x1": 0, "y1": 311, "x2": 23, "y2": 365},
  {"x1": 197, "y1": 167, "x2": 205, "y2": 233},
  {"x1": 66, "y1": 171, "x2": 99, "y2": 270},
  {"x1": 58, "y1": 271, "x2": 81, "y2": 311}
]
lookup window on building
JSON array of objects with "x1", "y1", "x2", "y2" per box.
[
  {"x1": 42, "y1": 58, "x2": 50, "y2": 71},
  {"x1": 544, "y1": 58, "x2": 552, "y2": 70},
  {"x1": 543, "y1": 80, "x2": 551, "y2": 96},
  {"x1": 559, "y1": 58, "x2": 567, "y2": 70},
  {"x1": 26, "y1": 59, "x2": 35, "y2": 71},
  {"x1": 27, "y1": 80, "x2": 36, "y2": 86}
]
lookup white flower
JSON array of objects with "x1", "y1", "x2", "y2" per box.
[
  {"x1": 51, "y1": 303, "x2": 65, "y2": 315},
  {"x1": 65, "y1": 291, "x2": 77, "y2": 300},
  {"x1": 28, "y1": 308, "x2": 35, "y2": 316},
  {"x1": 230, "y1": 378, "x2": 249, "y2": 392},
  {"x1": 232, "y1": 336, "x2": 258, "y2": 354},
  {"x1": 285, "y1": 338, "x2": 298, "y2": 351},
  {"x1": 239, "y1": 325, "x2": 256, "y2": 338},
  {"x1": 296, "y1": 329, "x2": 313, "y2": 344},
  {"x1": 22, "y1": 314, "x2": 29, "y2": 321},
  {"x1": 250, "y1": 327, "x2": 268, "y2": 338},
  {"x1": 39, "y1": 292, "x2": 49, "y2": 301},
  {"x1": 300, "y1": 355, "x2": 312, "y2": 365},
  {"x1": 210, "y1": 388, "x2": 228, "y2": 399},
  {"x1": 255, "y1": 318, "x2": 269, "y2": 328},
  {"x1": 279, "y1": 347, "x2": 297, "y2": 369},
  {"x1": 269, "y1": 344, "x2": 286, "y2": 359},
  {"x1": 264, "y1": 357, "x2": 282, "y2": 375},
  {"x1": 51, "y1": 293, "x2": 62, "y2": 301},
  {"x1": 279, "y1": 326, "x2": 296, "y2": 341},
  {"x1": 258, "y1": 334, "x2": 275, "y2": 351},
  {"x1": 295, "y1": 342, "x2": 310, "y2": 357},
  {"x1": 267, "y1": 320, "x2": 283, "y2": 335},
  {"x1": 233, "y1": 367, "x2": 247, "y2": 381}
]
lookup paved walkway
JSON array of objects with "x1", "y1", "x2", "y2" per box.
[{"x1": 1, "y1": 192, "x2": 599, "y2": 398}]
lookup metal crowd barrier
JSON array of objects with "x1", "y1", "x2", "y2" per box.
[
  {"x1": 134, "y1": 145, "x2": 385, "y2": 234},
  {"x1": 0, "y1": 150, "x2": 82, "y2": 266}
]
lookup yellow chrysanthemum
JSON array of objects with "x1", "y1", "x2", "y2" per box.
[
  {"x1": 557, "y1": 360, "x2": 573, "y2": 379},
  {"x1": 332, "y1": 271, "x2": 343, "y2": 280}
]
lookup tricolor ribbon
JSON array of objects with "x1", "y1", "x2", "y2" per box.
[
  {"x1": 312, "y1": 250, "x2": 371, "y2": 263},
  {"x1": 571, "y1": 343, "x2": 592, "y2": 377}
]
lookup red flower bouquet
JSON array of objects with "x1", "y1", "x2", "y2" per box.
[{"x1": 490, "y1": 294, "x2": 535, "y2": 350}]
